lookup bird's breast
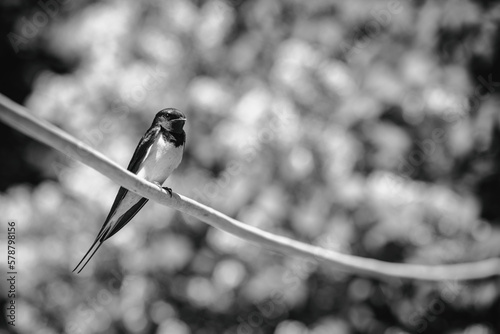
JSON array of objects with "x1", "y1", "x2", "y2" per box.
[{"x1": 137, "y1": 134, "x2": 183, "y2": 183}]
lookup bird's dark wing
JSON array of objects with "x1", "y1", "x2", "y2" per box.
[
  {"x1": 72, "y1": 126, "x2": 160, "y2": 273},
  {"x1": 94, "y1": 125, "x2": 160, "y2": 238},
  {"x1": 102, "y1": 197, "x2": 149, "y2": 240},
  {"x1": 127, "y1": 125, "x2": 161, "y2": 173}
]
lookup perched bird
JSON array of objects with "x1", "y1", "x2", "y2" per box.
[{"x1": 73, "y1": 108, "x2": 186, "y2": 273}]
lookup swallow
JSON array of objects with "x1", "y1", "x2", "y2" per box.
[{"x1": 73, "y1": 108, "x2": 186, "y2": 273}]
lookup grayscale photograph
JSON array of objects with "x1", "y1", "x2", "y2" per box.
[{"x1": 1, "y1": 1, "x2": 500, "y2": 333}]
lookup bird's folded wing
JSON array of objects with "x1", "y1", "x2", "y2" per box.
[{"x1": 102, "y1": 197, "x2": 149, "y2": 241}]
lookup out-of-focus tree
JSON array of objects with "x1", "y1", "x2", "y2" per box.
[{"x1": 1, "y1": 0, "x2": 500, "y2": 333}]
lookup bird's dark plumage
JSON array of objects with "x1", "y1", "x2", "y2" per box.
[{"x1": 73, "y1": 108, "x2": 186, "y2": 273}]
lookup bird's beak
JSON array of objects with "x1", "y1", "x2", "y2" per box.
[
  {"x1": 171, "y1": 118, "x2": 186, "y2": 126},
  {"x1": 170, "y1": 118, "x2": 186, "y2": 132}
]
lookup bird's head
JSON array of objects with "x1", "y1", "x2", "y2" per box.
[{"x1": 154, "y1": 108, "x2": 186, "y2": 133}]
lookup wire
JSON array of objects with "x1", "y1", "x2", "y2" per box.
[{"x1": 1, "y1": 93, "x2": 499, "y2": 281}]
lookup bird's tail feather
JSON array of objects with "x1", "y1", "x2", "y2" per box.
[
  {"x1": 72, "y1": 227, "x2": 110, "y2": 274},
  {"x1": 72, "y1": 239, "x2": 103, "y2": 274}
]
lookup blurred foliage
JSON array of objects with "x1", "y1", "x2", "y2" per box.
[{"x1": 1, "y1": 0, "x2": 500, "y2": 333}]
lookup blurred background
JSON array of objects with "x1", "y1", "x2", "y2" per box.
[{"x1": 1, "y1": 0, "x2": 500, "y2": 333}]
